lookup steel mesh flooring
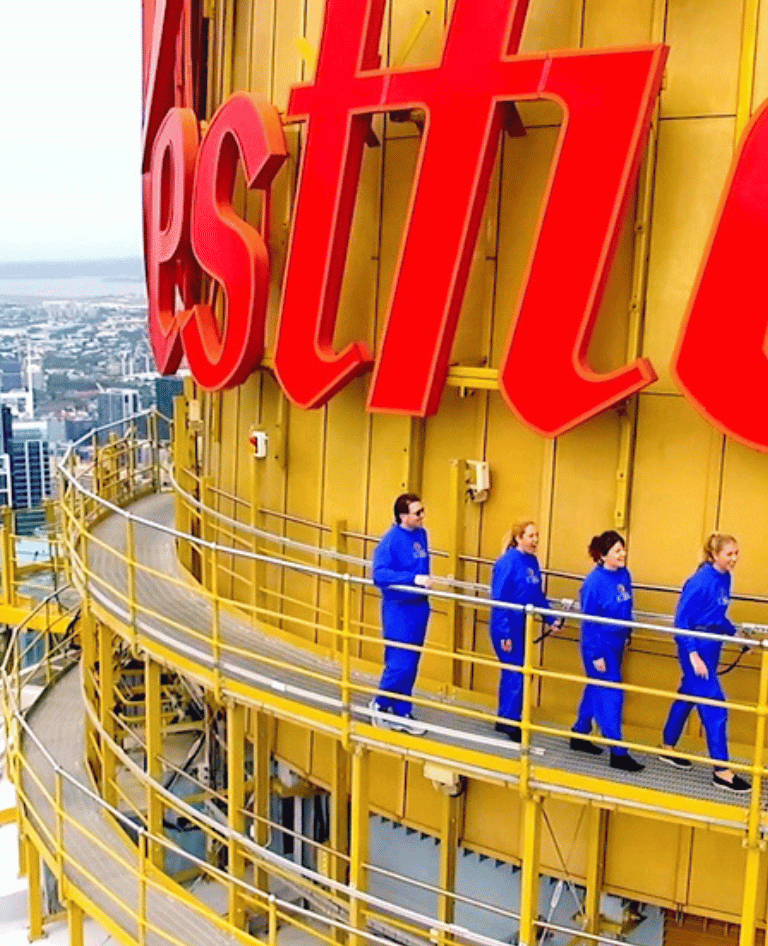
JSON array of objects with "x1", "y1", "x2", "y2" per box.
[{"x1": 87, "y1": 493, "x2": 759, "y2": 822}]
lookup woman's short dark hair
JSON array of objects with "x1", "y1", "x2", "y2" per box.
[
  {"x1": 588, "y1": 530, "x2": 625, "y2": 563},
  {"x1": 394, "y1": 493, "x2": 421, "y2": 524}
]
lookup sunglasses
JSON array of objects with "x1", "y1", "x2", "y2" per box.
[{"x1": 411, "y1": 507, "x2": 425, "y2": 516}]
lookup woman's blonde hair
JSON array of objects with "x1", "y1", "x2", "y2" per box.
[
  {"x1": 502, "y1": 520, "x2": 536, "y2": 554},
  {"x1": 702, "y1": 532, "x2": 737, "y2": 565}
]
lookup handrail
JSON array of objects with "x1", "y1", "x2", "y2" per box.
[
  {"x1": 0, "y1": 609, "x2": 639, "y2": 946},
  {"x1": 52, "y1": 411, "x2": 768, "y2": 796}
]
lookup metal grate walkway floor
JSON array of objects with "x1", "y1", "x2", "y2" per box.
[{"x1": 86, "y1": 493, "x2": 759, "y2": 827}]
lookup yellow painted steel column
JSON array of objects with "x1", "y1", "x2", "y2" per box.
[
  {"x1": 145, "y1": 655, "x2": 164, "y2": 870},
  {"x1": 25, "y1": 836, "x2": 43, "y2": 941},
  {"x1": 330, "y1": 739, "x2": 350, "y2": 885},
  {"x1": 250, "y1": 456, "x2": 265, "y2": 618},
  {"x1": 126, "y1": 516, "x2": 138, "y2": 650},
  {"x1": 227, "y1": 701, "x2": 247, "y2": 929},
  {"x1": 517, "y1": 794, "x2": 542, "y2": 946},
  {"x1": 97, "y1": 621, "x2": 117, "y2": 808},
  {"x1": 253, "y1": 709, "x2": 271, "y2": 894},
  {"x1": 736, "y1": 0, "x2": 760, "y2": 140},
  {"x1": 447, "y1": 459, "x2": 467, "y2": 689},
  {"x1": 349, "y1": 747, "x2": 370, "y2": 946},
  {"x1": 81, "y1": 609, "x2": 99, "y2": 781},
  {"x1": 583, "y1": 805, "x2": 608, "y2": 936},
  {"x1": 67, "y1": 899, "x2": 84, "y2": 946},
  {"x1": 737, "y1": 642, "x2": 768, "y2": 946},
  {"x1": 437, "y1": 787, "x2": 464, "y2": 933},
  {"x1": 0, "y1": 506, "x2": 17, "y2": 606}
]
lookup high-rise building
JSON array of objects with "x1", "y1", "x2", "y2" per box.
[
  {"x1": 154, "y1": 376, "x2": 183, "y2": 440},
  {"x1": 96, "y1": 387, "x2": 141, "y2": 440},
  {"x1": 9, "y1": 420, "x2": 51, "y2": 535}
]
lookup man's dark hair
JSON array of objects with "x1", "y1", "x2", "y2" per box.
[{"x1": 394, "y1": 493, "x2": 421, "y2": 524}]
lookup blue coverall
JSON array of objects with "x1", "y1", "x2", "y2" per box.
[
  {"x1": 572, "y1": 565, "x2": 633, "y2": 755},
  {"x1": 489, "y1": 548, "x2": 556, "y2": 725},
  {"x1": 662, "y1": 563, "x2": 735, "y2": 763},
  {"x1": 372, "y1": 524, "x2": 431, "y2": 716}
]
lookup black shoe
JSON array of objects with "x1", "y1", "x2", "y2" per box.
[
  {"x1": 570, "y1": 736, "x2": 603, "y2": 755},
  {"x1": 713, "y1": 771, "x2": 751, "y2": 794},
  {"x1": 610, "y1": 752, "x2": 645, "y2": 773},
  {"x1": 658, "y1": 751, "x2": 692, "y2": 769},
  {"x1": 495, "y1": 722, "x2": 521, "y2": 743}
]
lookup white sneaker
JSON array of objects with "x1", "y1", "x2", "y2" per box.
[
  {"x1": 389, "y1": 713, "x2": 427, "y2": 736},
  {"x1": 369, "y1": 698, "x2": 388, "y2": 728}
]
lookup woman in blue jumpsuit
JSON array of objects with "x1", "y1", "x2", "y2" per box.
[
  {"x1": 570, "y1": 531, "x2": 644, "y2": 772},
  {"x1": 489, "y1": 520, "x2": 561, "y2": 742},
  {"x1": 660, "y1": 533, "x2": 749, "y2": 793}
]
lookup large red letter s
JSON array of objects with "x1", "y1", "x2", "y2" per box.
[
  {"x1": 183, "y1": 94, "x2": 288, "y2": 390},
  {"x1": 673, "y1": 100, "x2": 768, "y2": 453}
]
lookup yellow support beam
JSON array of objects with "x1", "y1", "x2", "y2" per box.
[
  {"x1": 97, "y1": 621, "x2": 116, "y2": 808},
  {"x1": 437, "y1": 786, "x2": 463, "y2": 932},
  {"x1": 583, "y1": 806, "x2": 608, "y2": 937},
  {"x1": 736, "y1": 0, "x2": 760, "y2": 141},
  {"x1": 349, "y1": 747, "x2": 370, "y2": 946},
  {"x1": 227, "y1": 701, "x2": 247, "y2": 929},
  {"x1": 145, "y1": 656, "x2": 164, "y2": 870},
  {"x1": 67, "y1": 898, "x2": 85, "y2": 946},
  {"x1": 253, "y1": 709, "x2": 271, "y2": 894},
  {"x1": 25, "y1": 835, "x2": 43, "y2": 941},
  {"x1": 517, "y1": 795, "x2": 542, "y2": 946}
]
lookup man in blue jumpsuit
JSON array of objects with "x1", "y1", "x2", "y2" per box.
[{"x1": 369, "y1": 493, "x2": 432, "y2": 735}]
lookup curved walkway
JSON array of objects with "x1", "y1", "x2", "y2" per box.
[
  {"x1": 20, "y1": 665, "x2": 243, "y2": 946},
  {"x1": 84, "y1": 493, "x2": 758, "y2": 828}
]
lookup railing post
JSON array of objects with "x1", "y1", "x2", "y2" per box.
[
  {"x1": 738, "y1": 641, "x2": 768, "y2": 946},
  {"x1": 583, "y1": 805, "x2": 608, "y2": 937},
  {"x1": 55, "y1": 767, "x2": 65, "y2": 880},
  {"x1": 67, "y1": 899, "x2": 84, "y2": 946},
  {"x1": 25, "y1": 835, "x2": 44, "y2": 940},
  {"x1": 145, "y1": 655, "x2": 164, "y2": 870},
  {"x1": 138, "y1": 829, "x2": 148, "y2": 946},
  {"x1": 126, "y1": 516, "x2": 138, "y2": 650},
  {"x1": 349, "y1": 746, "x2": 370, "y2": 946},
  {"x1": 227, "y1": 700, "x2": 247, "y2": 929},
  {"x1": 447, "y1": 459, "x2": 467, "y2": 690},
  {"x1": 268, "y1": 894, "x2": 278, "y2": 946},
  {"x1": 97, "y1": 620, "x2": 117, "y2": 807},
  {"x1": 211, "y1": 540, "x2": 222, "y2": 701},
  {"x1": 0, "y1": 506, "x2": 17, "y2": 607},
  {"x1": 341, "y1": 576, "x2": 352, "y2": 750},
  {"x1": 149, "y1": 411, "x2": 160, "y2": 492},
  {"x1": 331, "y1": 519, "x2": 348, "y2": 654},
  {"x1": 250, "y1": 455, "x2": 265, "y2": 622},
  {"x1": 518, "y1": 794, "x2": 542, "y2": 946},
  {"x1": 519, "y1": 606, "x2": 536, "y2": 795}
]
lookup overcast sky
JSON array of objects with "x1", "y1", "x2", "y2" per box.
[{"x1": 0, "y1": 2, "x2": 143, "y2": 263}]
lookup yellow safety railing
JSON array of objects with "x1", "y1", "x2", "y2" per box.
[
  {"x1": 50, "y1": 411, "x2": 768, "y2": 828},
  {"x1": 1, "y1": 584, "x2": 642, "y2": 946}
]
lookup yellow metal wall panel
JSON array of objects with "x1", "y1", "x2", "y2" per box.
[
  {"x1": 389, "y1": 0, "x2": 445, "y2": 69},
  {"x1": 628, "y1": 395, "x2": 722, "y2": 587},
  {"x1": 688, "y1": 830, "x2": 766, "y2": 921},
  {"x1": 718, "y1": 441, "x2": 768, "y2": 612},
  {"x1": 248, "y1": 0, "x2": 276, "y2": 96},
  {"x1": 584, "y1": 203, "x2": 636, "y2": 376},
  {"x1": 752, "y1": 1, "x2": 768, "y2": 111},
  {"x1": 643, "y1": 117, "x2": 735, "y2": 392},
  {"x1": 547, "y1": 415, "x2": 622, "y2": 575},
  {"x1": 520, "y1": 0, "x2": 581, "y2": 52},
  {"x1": 662, "y1": 0, "x2": 742, "y2": 118},
  {"x1": 310, "y1": 732, "x2": 337, "y2": 787},
  {"x1": 582, "y1": 0, "x2": 655, "y2": 46},
  {"x1": 604, "y1": 813, "x2": 688, "y2": 904},
  {"x1": 272, "y1": 0, "x2": 305, "y2": 110},
  {"x1": 369, "y1": 751, "x2": 406, "y2": 819},
  {"x1": 403, "y1": 762, "x2": 444, "y2": 834},
  {"x1": 492, "y1": 123, "x2": 562, "y2": 367},
  {"x1": 275, "y1": 719, "x2": 312, "y2": 775},
  {"x1": 538, "y1": 797, "x2": 588, "y2": 881},
  {"x1": 462, "y1": 779, "x2": 520, "y2": 859}
]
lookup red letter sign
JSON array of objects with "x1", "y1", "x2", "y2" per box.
[
  {"x1": 275, "y1": 0, "x2": 666, "y2": 432},
  {"x1": 184, "y1": 94, "x2": 288, "y2": 390},
  {"x1": 673, "y1": 100, "x2": 768, "y2": 453}
]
